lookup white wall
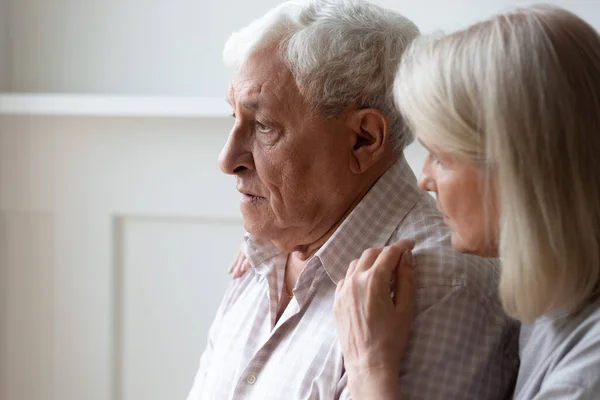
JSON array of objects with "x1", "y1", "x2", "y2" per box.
[
  {"x1": 6, "y1": 0, "x2": 600, "y2": 95},
  {"x1": 0, "y1": 116, "x2": 244, "y2": 400}
]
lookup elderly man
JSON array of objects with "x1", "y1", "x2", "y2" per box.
[{"x1": 187, "y1": 0, "x2": 519, "y2": 399}]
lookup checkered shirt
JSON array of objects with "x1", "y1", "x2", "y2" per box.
[{"x1": 187, "y1": 157, "x2": 520, "y2": 400}]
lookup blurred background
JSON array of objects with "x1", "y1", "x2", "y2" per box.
[{"x1": 0, "y1": 1, "x2": 599, "y2": 399}]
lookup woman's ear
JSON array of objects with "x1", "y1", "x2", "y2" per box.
[{"x1": 348, "y1": 108, "x2": 391, "y2": 174}]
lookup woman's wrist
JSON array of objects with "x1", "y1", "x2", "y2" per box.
[{"x1": 347, "y1": 366, "x2": 401, "y2": 400}]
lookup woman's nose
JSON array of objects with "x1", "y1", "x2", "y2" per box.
[{"x1": 418, "y1": 162, "x2": 437, "y2": 193}]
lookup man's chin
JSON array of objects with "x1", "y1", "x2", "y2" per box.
[{"x1": 241, "y1": 214, "x2": 273, "y2": 239}]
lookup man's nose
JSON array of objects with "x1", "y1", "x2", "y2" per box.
[{"x1": 218, "y1": 127, "x2": 254, "y2": 175}]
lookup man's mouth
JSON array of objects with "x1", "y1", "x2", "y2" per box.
[{"x1": 238, "y1": 190, "x2": 267, "y2": 204}]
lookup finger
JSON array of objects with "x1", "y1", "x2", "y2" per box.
[
  {"x1": 370, "y1": 244, "x2": 406, "y2": 282},
  {"x1": 229, "y1": 251, "x2": 241, "y2": 274},
  {"x1": 395, "y1": 250, "x2": 416, "y2": 316},
  {"x1": 370, "y1": 239, "x2": 416, "y2": 278},
  {"x1": 355, "y1": 247, "x2": 384, "y2": 272},
  {"x1": 335, "y1": 278, "x2": 345, "y2": 296},
  {"x1": 345, "y1": 259, "x2": 359, "y2": 279},
  {"x1": 390, "y1": 239, "x2": 416, "y2": 253},
  {"x1": 333, "y1": 278, "x2": 346, "y2": 315},
  {"x1": 228, "y1": 250, "x2": 243, "y2": 274},
  {"x1": 233, "y1": 259, "x2": 251, "y2": 279},
  {"x1": 232, "y1": 260, "x2": 244, "y2": 278}
]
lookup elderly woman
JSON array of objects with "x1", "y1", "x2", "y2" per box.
[{"x1": 334, "y1": 5, "x2": 600, "y2": 400}]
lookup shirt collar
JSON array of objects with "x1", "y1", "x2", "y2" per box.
[
  {"x1": 316, "y1": 157, "x2": 423, "y2": 284},
  {"x1": 244, "y1": 233, "x2": 283, "y2": 277},
  {"x1": 243, "y1": 157, "x2": 423, "y2": 283}
]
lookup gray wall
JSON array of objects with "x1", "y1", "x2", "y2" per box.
[
  {"x1": 0, "y1": 0, "x2": 8, "y2": 91},
  {"x1": 7, "y1": 0, "x2": 283, "y2": 95},
  {"x1": 6, "y1": 0, "x2": 600, "y2": 96}
]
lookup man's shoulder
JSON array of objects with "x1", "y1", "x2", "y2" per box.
[
  {"x1": 392, "y1": 192, "x2": 499, "y2": 271},
  {"x1": 390, "y1": 193, "x2": 502, "y2": 310}
]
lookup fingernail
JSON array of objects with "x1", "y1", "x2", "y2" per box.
[{"x1": 403, "y1": 250, "x2": 414, "y2": 268}]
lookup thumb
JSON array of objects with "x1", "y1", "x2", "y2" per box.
[{"x1": 395, "y1": 250, "x2": 416, "y2": 316}]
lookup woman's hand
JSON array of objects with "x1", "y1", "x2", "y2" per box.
[
  {"x1": 333, "y1": 240, "x2": 416, "y2": 399},
  {"x1": 228, "y1": 244, "x2": 251, "y2": 279}
]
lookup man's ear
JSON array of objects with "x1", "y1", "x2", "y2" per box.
[{"x1": 348, "y1": 108, "x2": 391, "y2": 174}]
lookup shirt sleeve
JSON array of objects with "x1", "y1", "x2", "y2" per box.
[
  {"x1": 186, "y1": 280, "x2": 237, "y2": 400},
  {"x1": 531, "y1": 383, "x2": 592, "y2": 400},
  {"x1": 529, "y1": 330, "x2": 600, "y2": 400},
  {"x1": 398, "y1": 284, "x2": 519, "y2": 399}
]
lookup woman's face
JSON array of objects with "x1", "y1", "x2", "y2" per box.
[{"x1": 417, "y1": 137, "x2": 500, "y2": 257}]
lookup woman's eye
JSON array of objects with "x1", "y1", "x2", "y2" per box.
[
  {"x1": 256, "y1": 122, "x2": 273, "y2": 133},
  {"x1": 429, "y1": 154, "x2": 442, "y2": 167}
]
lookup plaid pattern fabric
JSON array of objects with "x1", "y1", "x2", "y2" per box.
[{"x1": 187, "y1": 157, "x2": 520, "y2": 400}]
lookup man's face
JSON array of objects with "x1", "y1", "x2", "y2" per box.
[{"x1": 218, "y1": 47, "x2": 357, "y2": 252}]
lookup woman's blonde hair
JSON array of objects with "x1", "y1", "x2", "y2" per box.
[{"x1": 395, "y1": 5, "x2": 600, "y2": 323}]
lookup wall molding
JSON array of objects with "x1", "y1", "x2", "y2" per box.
[
  {"x1": 0, "y1": 94, "x2": 231, "y2": 118},
  {"x1": 111, "y1": 214, "x2": 242, "y2": 400}
]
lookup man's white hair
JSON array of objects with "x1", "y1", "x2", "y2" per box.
[{"x1": 223, "y1": 0, "x2": 420, "y2": 150}]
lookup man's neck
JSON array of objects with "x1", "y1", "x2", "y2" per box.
[{"x1": 287, "y1": 156, "x2": 398, "y2": 275}]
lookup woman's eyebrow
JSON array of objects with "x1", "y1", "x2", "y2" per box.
[{"x1": 416, "y1": 138, "x2": 432, "y2": 152}]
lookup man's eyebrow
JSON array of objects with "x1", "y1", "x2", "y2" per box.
[
  {"x1": 225, "y1": 98, "x2": 260, "y2": 111},
  {"x1": 241, "y1": 100, "x2": 259, "y2": 111}
]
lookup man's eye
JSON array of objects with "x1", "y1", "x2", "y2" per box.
[{"x1": 256, "y1": 122, "x2": 273, "y2": 133}]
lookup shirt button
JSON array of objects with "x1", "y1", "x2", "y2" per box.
[{"x1": 246, "y1": 374, "x2": 257, "y2": 385}]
